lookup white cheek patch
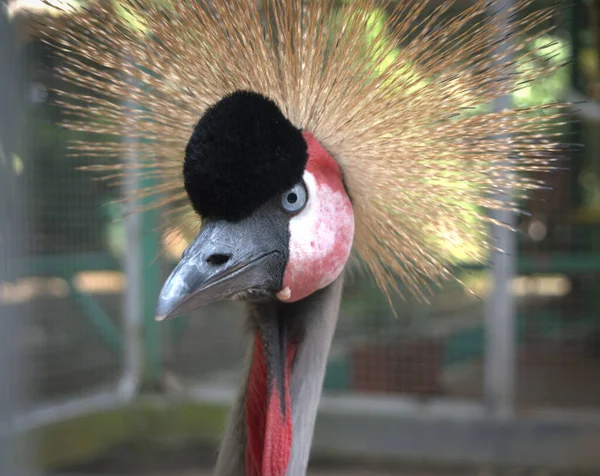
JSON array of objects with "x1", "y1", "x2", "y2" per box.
[
  {"x1": 283, "y1": 170, "x2": 354, "y2": 301},
  {"x1": 290, "y1": 172, "x2": 335, "y2": 275}
]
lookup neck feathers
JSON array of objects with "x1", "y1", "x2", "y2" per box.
[{"x1": 214, "y1": 275, "x2": 344, "y2": 476}]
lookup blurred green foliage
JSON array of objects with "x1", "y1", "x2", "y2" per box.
[{"x1": 513, "y1": 35, "x2": 570, "y2": 107}]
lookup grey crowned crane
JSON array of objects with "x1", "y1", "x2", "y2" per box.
[{"x1": 44, "y1": 0, "x2": 568, "y2": 474}]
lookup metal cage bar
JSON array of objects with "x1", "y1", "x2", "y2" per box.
[{"x1": 1, "y1": 9, "x2": 33, "y2": 475}]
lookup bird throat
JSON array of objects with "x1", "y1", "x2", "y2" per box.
[{"x1": 246, "y1": 317, "x2": 297, "y2": 476}]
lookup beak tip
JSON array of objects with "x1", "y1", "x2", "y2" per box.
[{"x1": 155, "y1": 313, "x2": 167, "y2": 322}]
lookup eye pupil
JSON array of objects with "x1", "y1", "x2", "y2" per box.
[{"x1": 287, "y1": 192, "x2": 298, "y2": 204}]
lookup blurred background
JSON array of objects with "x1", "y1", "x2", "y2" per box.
[{"x1": 1, "y1": 0, "x2": 600, "y2": 475}]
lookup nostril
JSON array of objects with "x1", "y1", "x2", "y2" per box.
[{"x1": 206, "y1": 253, "x2": 231, "y2": 266}]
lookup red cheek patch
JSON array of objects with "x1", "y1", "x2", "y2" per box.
[{"x1": 281, "y1": 132, "x2": 354, "y2": 302}]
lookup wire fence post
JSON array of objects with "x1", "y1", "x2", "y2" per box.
[
  {"x1": 483, "y1": 0, "x2": 517, "y2": 419},
  {"x1": 140, "y1": 179, "x2": 162, "y2": 388},
  {"x1": 0, "y1": 9, "x2": 31, "y2": 475},
  {"x1": 122, "y1": 56, "x2": 162, "y2": 391}
]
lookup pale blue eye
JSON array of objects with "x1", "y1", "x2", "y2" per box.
[{"x1": 281, "y1": 181, "x2": 307, "y2": 214}]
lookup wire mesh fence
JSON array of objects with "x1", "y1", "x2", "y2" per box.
[
  {"x1": 509, "y1": 111, "x2": 600, "y2": 410},
  {"x1": 1, "y1": 36, "x2": 133, "y2": 420}
]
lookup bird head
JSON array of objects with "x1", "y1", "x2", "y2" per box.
[
  {"x1": 155, "y1": 91, "x2": 354, "y2": 320},
  {"x1": 154, "y1": 91, "x2": 356, "y2": 476}
]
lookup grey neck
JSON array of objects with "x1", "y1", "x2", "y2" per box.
[{"x1": 214, "y1": 274, "x2": 344, "y2": 476}]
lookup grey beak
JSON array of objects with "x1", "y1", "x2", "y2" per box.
[{"x1": 155, "y1": 216, "x2": 285, "y2": 321}]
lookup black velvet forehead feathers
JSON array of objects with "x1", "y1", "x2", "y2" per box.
[{"x1": 183, "y1": 90, "x2": 308, "y2": 221}]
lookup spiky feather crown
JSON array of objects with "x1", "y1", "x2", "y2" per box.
[{"x1": 44, "y1": 0, "x2": 568, "y2": 301}]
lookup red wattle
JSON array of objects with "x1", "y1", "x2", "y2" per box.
[{"x1": 246, "y1": 333, "x2": 296, "y2": 476}]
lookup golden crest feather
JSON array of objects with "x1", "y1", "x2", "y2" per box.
[{"x1": 43, "y1": 0, "x2": 569, "y2": 301}]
